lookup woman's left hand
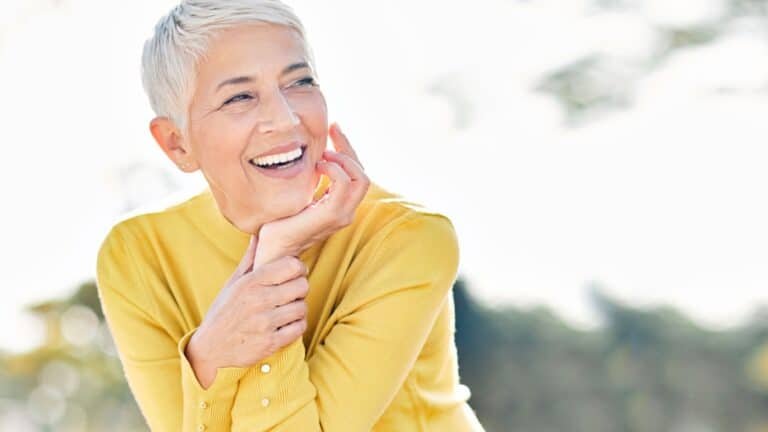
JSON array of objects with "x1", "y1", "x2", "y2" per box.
[{"x1": 253, "y1": 123, "x2": 370, "y2": 266}]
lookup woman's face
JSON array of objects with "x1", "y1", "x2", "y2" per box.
[{"x1": 183, "y1": 23, "x2": 327, "y2": 233}]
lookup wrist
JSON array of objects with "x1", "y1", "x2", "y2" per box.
[
  {"x1": 253, "y1": 230, "x2": 296, "y2": 266},
  {"x1": 185, "y1": 330, "x2": 219, "y2": 389}
]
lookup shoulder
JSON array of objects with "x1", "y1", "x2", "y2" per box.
[
  {"x1": 333, "y1": 182, "x2": 460, "y2": 307},
  {"x1": 346, "y1": 181, "x2": 460, "y2": 276},
  {"x1": 356, "y1": 181, "x2": 458, "y2": 242},
  {"x1": 95, "y1": 187, "x2": 208, "y2": 277},
  {"x1": 102, "y1": 186, "x2": 208, "y2": 237}
]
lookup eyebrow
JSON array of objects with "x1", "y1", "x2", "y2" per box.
[{"x1": 215, "y1": 62, "x2": 311, "y2": 92}]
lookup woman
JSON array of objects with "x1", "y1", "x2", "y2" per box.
[{"x1": 95, "y1": 1, "x2": 485, "y2": 430}]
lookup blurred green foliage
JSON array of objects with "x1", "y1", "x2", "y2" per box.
[
  {"x1": 454, "y1": 279, "x2": 768, "y2": 432},
  {"x1": 2, "y1": 277, "x2": 768, "y2": 431}
]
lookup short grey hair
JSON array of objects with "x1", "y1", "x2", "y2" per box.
[{"x1": 141, "y1": 0, "x2": 315, "y2": 135}]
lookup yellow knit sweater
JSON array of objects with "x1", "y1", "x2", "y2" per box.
[{"x1": 95, "y1": 177, "x2": 485, "y2": 431}]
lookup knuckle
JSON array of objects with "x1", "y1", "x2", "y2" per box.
[
  {"x1": 250, "y1": 265, "x2": 271, "y2": 284},
  {"x1": 298, "y1": 278, "x2": 310, "y2": 296},
  {"x1": 290, "y1": 257, "x2": 306, "y2": 275}
]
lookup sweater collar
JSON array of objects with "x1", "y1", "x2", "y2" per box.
[{"x1": 191, "y1": 175, "x2": 331, "y2": 264}]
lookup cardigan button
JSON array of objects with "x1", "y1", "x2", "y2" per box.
[
  {"x1": 199, "y1": 401, "x2": 208, "y2": 409},
  {"x1": 197, "y1": 425, "x2": 206, "y2": 431},
  {"x1": 261, "y1": 398, "x2": 270, "y2": 407},
  {"x1": 260, "y1": 363, "x2": 271, "y2": 374}
]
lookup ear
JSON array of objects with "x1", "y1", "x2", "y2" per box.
[{"x1": 149, "y1": 117, "x2": 199, "y2": 172}]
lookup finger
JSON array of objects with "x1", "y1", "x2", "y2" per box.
[
  {"x1": 251, "y1": 255, "x2": 308, "y2": 285},
  {"x1": 329, "y1": 123, "x2": 362, "y2": 166},
  {"x1": 315, "y1": 160, "x2": 352, "y2": 208},
  {"x1": 270, "y1": 299, "x2": 308, "y2": 329},
  {"x1": 316, "y1": 159, "x2": 351, "y2": 184},
  {"x1": 322, "y1": 150, "x2": 366, "y2": 183},
  {"x1": 260, "y1": 277, "x2": 310, "y2": 307},
  {"x1": 232, "y1": 234, "x2": 259, "y2": 280},
  {"x1": 318, "y1": 156, "x2": 369, "y2": 213},
  {"x1": 273, "y1": 318, "x2": 307, "y2": 345}
]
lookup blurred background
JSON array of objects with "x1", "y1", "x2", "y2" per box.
[{"x1": 2, "y1": 0, "x2": 768, "y2": 430}]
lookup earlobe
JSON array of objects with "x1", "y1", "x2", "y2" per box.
[{"x1": 149, "y1": 117, "x2": 196, "y2": 171}]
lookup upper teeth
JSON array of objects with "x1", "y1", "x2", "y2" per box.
[{"x1": 251, "y1": 147, "x2": 303, "y2": 167}]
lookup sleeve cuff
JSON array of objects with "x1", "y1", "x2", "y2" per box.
[{"x1": 178, "y1": 327, "x2": 249, "y2": 428}]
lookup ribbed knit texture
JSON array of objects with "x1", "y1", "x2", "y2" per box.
[{"x1": 95, "y1": 176, "x2": 485, "y2": 431}]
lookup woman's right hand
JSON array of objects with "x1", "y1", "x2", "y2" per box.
[{"x1": 184, "y1": 234, "x2": 309, "y2": 389}]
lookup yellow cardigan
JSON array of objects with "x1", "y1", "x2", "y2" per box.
[{"x1": 95, "y1": 176, "x2": 485, "y2": 431}]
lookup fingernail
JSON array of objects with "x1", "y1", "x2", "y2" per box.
[{"x1": 333, "y1": 123, "x2": 342, "y2": 134}]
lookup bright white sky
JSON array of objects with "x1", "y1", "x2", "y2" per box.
[{"x1": 2, "y1": 0, "x2": 767, "y2": 352}]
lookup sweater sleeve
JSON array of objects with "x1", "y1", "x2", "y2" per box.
[
  {"x1": 96, "y1": 223, "x2": 253, "y2": 431},
  {"x1": 228, "y1": 212, "x2": 461, "y2": 431}
]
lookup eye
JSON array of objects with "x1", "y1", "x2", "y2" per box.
[
  {"x1": 223, "y1": 93, "x2": 254, "y2": 105},
  {"x1": 290, "y1": 77, "x2": 318, "y2": 88}
]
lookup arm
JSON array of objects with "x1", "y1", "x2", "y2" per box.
[
  {"x1": 228, "y1": 212, "x2": 460, "y2": 431},
  {"x1": 96, "y1": 224, "x2": 253, "y2": 431}
]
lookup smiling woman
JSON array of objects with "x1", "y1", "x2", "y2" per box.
[
  {"x1": 95, "y1": 1, "x2": 485, "y2": 431},
  {"x1": 148, "y1": 20, "x2": 329, "y2": 235}
]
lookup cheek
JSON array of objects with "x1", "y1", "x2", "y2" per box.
[
  {"x1": 291, "y1": 93, "x2": 327, "y2": 138},
  {"x1": 194, "y1": 120, "x2": 247, "y2": 170}
]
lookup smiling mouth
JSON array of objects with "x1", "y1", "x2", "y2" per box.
[{"x1": 249, "y1": 145, "x2": 307, "y2": 170}]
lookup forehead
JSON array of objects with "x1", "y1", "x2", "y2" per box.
[{"x1": 196, "y1": 23, "x2": 308, "y2": 88}]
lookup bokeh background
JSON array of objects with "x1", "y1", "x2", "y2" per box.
[{"x1": 2, "y1": 0, "x2": 768, "y2": 431}]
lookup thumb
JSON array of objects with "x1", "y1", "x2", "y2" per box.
[{"x1": 232, "y1": 234, "x2": 259, "y2": 279}]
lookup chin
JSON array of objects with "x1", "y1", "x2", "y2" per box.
[
  {"x1": 273, "y1": 191, "x2": 314, "y2": 218},
  {"x1": 226, "y1": 172, "x2": 320, "y2": 233}
]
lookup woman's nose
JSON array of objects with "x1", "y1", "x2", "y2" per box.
[{"x1": 257, "y1": 90, "x2": 299, "y2": 134}]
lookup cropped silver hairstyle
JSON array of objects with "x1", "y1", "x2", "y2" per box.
[{"x1": 141, "y1": 0, "x2": 315, "y2": 135}]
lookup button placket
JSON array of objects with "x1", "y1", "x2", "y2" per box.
[{"x1": 259, "y1": 362, "x2": 272, "y2": 409}]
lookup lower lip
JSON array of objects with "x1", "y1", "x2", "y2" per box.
[{"x1": 249, "y1": 148, "x2": 308, "y2": 179}]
